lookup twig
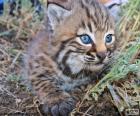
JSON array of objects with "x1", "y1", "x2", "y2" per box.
[
  {"x1": 76, "y1": 111, "x2": 93, "y2": 116},
  {"x1": 82, "y1": 105, "x2": 94, "y2": 116},
  {"x1": 0, "y1": 70, "x2": 7, "y2": 76},
  {"x1": 0, "y1": 106, "x2": 22, "y2": 113},
  {"x1": 107, "y1": 84, "x2": 124, "y2": 112},
  {"x1": 0, "y1": 86, "x2": 18, "y2": 99},
  {"x1": 9, "y1": 51, "x2": 22, "y2": 68},
  {"x1": 76, "y1": 87, "x2": 92, "y2": 111}
]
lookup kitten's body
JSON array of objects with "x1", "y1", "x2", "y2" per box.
[{"x1": 25, "y1": 0, "x2": 116, "y2": 115}]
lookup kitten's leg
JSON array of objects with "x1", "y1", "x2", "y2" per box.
[
  {"x1": 31, "y1": 77, "x2": 76, "y2": 115},
  {"x1": 28, "y1": 57, "x2": 76, "y2": 116}
]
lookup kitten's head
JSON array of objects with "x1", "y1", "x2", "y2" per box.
[{"x1": 47, "y1": 0, "x2": 116, "y2": 75}]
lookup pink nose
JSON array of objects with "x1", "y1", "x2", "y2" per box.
[{"x1": 96, "y1": 52, "x2": 106, "y2": 61}]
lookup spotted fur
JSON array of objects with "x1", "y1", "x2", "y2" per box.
[{"x1": 25, "y1": 0, "x2": 116, "y2": 115}]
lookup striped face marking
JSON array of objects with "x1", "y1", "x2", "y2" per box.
[
  {"x1": 52, "y1": 0, "x2": 116, "y2": 75},
  {"x1": 76, "y1": 27, "x2": 115, "y2": 64}
]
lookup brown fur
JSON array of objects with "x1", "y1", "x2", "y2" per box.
[{"x1": 25, "y1": 0, "x2": 116, "y2": 115}]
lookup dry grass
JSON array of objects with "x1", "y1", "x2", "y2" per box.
[{"x1": 0, "y1": 1, "x2": 45, "y2": 115}]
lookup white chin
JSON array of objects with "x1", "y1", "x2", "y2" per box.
[{"x1": 87, "y1": 64, "x2": 104, "y2": 72}]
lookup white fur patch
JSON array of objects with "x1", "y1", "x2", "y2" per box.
[{"x1": 66, "y1": 53, "x2": 84, "y2": 74}]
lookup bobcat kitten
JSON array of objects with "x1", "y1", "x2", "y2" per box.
[{"x1": 25, "y1": 0, "x2": 116, "y2": 115}]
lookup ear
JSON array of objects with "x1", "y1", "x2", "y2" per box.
[{"x1": 47, "y1": 4, "x2": 71, "y2": 30}]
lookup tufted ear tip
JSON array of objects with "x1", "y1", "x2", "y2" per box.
[{"x1": 47, "y1": 4, "x2": 71, "y2": 30}]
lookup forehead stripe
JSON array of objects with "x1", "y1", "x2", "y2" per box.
[
  {"x1": 88, "y1": 22, "x2": 92, "y2": 32},
  {"x1": 81, "y1": 20, "x2": 86, "y2": 29},
  {"x1": 85, "y1": 6, "x2": 91, "y2": 18}
]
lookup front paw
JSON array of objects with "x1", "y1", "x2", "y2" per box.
[{"x1": 39, "y1": 93, "x2": 76, "y2": 116}]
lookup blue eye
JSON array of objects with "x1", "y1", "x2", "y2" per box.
[
  {"x1": 105, "y1": 34, "x2": 113, "y2": 43},
  {"x1": 80, "y1": 34, "x2": 93, "y2": 44}
]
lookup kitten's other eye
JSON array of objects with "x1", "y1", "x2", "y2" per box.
[
  {"x1": 80, "y1": 34, "x2": 93, "y2": 44},
  {"x1": 105, "y1": 34, "x2": 113, "y2": 43}
]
